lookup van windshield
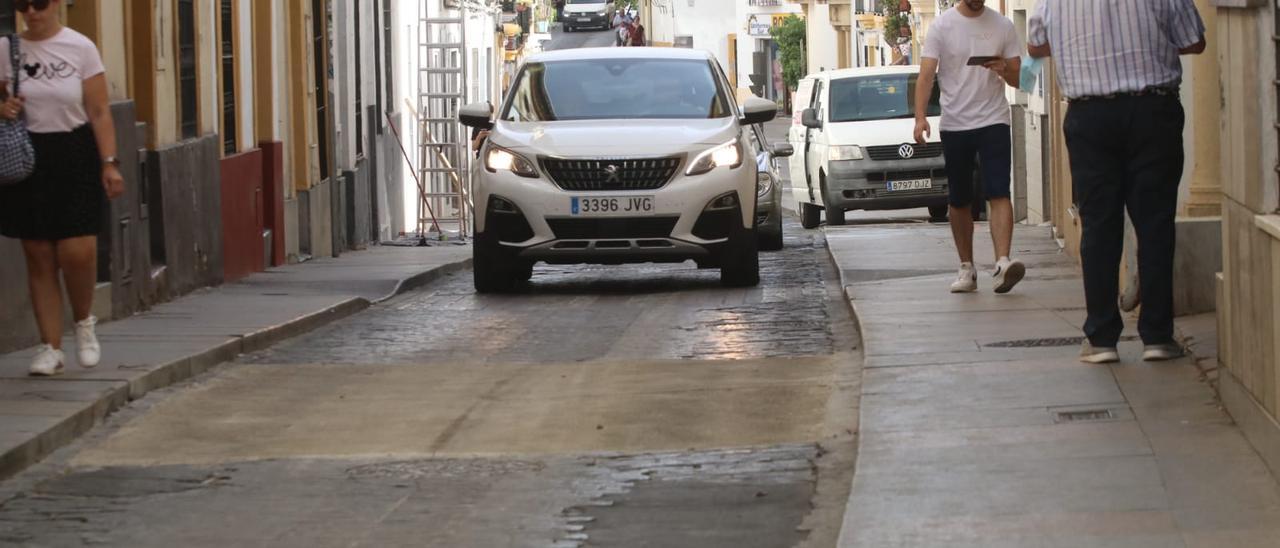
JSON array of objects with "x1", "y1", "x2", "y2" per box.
[
  {"x1": 501, "y1": 59, "x2": 733, "y2": 121},
  {"x1": 828, "y1": 74, "x2": 940, "y2": 123}
]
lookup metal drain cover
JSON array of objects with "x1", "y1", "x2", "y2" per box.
[{"x1": 1055, "y1": 409, "x2": 1114, "y2": 422}]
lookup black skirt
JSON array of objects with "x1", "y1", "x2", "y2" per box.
[{"x1": 0, "y1": 124, "x2": 104, "y2": 241}]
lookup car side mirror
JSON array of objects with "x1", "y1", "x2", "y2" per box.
[
  {"x1": 459, "y1": 101, "x2": 494, "y2": 129},
  {"x1": 740, "y1": 96, "x2": 778, "y2": 126},
  {"x1": 771, "y1": 143, "x2": 794, "y2": 158},
  {"x1": 801, "y1": 108, "x2": 822, "y2": 129}
]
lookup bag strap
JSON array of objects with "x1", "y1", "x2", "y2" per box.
[{"x1": 8, "y1": 34, "x2": 18, "y2": 98}]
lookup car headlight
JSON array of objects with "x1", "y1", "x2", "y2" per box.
[
  {"x1": 757, "y1": 172, "x2": 773, "y2": 198},
  {"x1": 598, "y1": 9, "x2": 608, "y2": 15},
  {"x1": 829, "y1": 145, "x2": 863, "y2": 161},
  {"x1": 685, "y1": 140, "x2": 744, "y2": 176},
  {"x1": 484, "y1": 145, "x2": 539, "y2": 178}
]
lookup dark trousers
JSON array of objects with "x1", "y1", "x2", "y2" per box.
[{"x1": 1064, "y1": 94, "x2": 1183, "y2": 347}]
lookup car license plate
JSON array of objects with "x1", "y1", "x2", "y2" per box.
[
  {"x1": 887, "y1": 178, "x2": 932, "y2": 191},
  {"x1": 571, "y1": 196, "x2": 654, "y2": 217},
  {"x1": 578, "y1": 17, "x2": 591, "y2": 22}
]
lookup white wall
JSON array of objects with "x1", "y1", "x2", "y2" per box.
[{"x1": 805, "y1": 2, "x2": 838, "y2": 76}]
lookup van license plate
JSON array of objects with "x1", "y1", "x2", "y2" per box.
[
  {"x1": 571, "y1": 196, "x2": 655, "y2": 217},
  {"x1": 887, "y1": 179, "x2": 932, "y2": 191},
  {"x1": 578, "y1": 17, "x2": 591, "y2": 22}
]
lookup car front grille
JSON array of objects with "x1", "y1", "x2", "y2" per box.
[
  {"x1": 866, "y1": 142, "x2": 945, "y2": 161},
  {"x1": 542, "y1": 157, "x2": 682, "y2": 192},
  {"x1": 866, "y1": 169, "x2": 943, "y2": 182},
  {"x1": 546, "y1": 217, "x2": 679, "y2": 240}
]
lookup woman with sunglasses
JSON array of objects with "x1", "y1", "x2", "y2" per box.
[{"x1": 0, "y1": 0, "x2": 124, "y2": 376}]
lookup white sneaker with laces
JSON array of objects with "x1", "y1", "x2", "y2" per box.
[
  {"x1": 76, "y1": 315, "x2": 101, "y2": 368},
  {"x1": 28, "y1": 345, "x2": 65, "y2": 377},
  {"x1": 1142, "y1": 343, "x2": 1185, "y2": 362},
  {"x1": 950, "y1": 263, "x2": 978, "y2": 293},
  {"x1": 1079, "y1": 341, "x2": 1120, "y2": 364},
  {"x1": 993, "y1": 257, "x2": 1026, "y2": 294}
]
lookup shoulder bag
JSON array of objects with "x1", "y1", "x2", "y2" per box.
[{"x1": 0, "y1": 34, "x2": 35, "y2": 186}]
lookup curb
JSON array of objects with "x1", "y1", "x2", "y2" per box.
[{"x1": 0, "y1": 256, "x2": 471, "y2": 481}]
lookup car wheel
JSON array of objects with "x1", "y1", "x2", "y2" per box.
[
  {"x1": 759, "y1": 215, "x2": 784, "y2": 251},
  {"x1": 721, "y1": 225, "x2": 760, "y2": 287},
  {"x1": 799, "y1": 202, "x2": 821, "y2": 229},
  {"x1": 514, "y1": 261, "x2": 535, "y2": 282},
  {"x1": 473, "y1": 233, "x2": 520, "y2": 293},
  {"x1": 820, "y1": 175, "x2": 845, "y2": 226},
  {"x1": 928, "y1": 205, "x2": 949, "y2": 223}
]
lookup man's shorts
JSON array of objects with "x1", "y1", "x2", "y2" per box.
[{"x1": 939, "y1": 123, "x2": 1012, "y2": 208}]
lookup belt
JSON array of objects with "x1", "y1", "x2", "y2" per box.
[{"x1": 1069, "y1": 86, "x2": 1180, "y2": 103}]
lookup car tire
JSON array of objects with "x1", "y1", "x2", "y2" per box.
[
  {"x1": 820, "y1": 175, "x2": 845, "y2": 226},
  {"x1": 799, "y1": 202, "x2": 821, "y2": 229},
  {"x1": 514, "y1": 261, "x2": 535, "y2": 282},
  {"x1": 473, "y1": 233, "x2": 520, "y2": 294},
  {"x1": 759, "y1": 215, "x2": 784, "y2": 251},
  {"x1": 721, "y1": 227, "x2": 761, "y2": 287},
  {"x1": 928, "y1": 205, "x2": 949, "y2": 223}
]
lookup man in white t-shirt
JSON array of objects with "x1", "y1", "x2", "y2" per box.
[{"x1": 913, "y1": 0, "x2": 1024, "y2": 294}]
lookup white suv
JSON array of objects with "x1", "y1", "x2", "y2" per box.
[{"x1": 459, "y1": 47, "x2": 778, "y2": 293}]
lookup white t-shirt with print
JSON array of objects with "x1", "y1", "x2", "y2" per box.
[
  {"x1": 0, "y1": 28, "x2": 105, "y2": 134},
  {"x1": 921, "y1": 7, "x2": 1020, "y2": 132}
]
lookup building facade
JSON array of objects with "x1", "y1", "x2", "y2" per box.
[{"x1": 0, "y1": 0, "x2": 405, "y2": 353}]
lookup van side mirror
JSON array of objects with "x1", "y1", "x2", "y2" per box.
[
  {"x1": 771, "y1": 143, "x2": 794, "y2": 158},
  {"x1": 459, "y1": 102, "x2": 494, "y2": 129},
  {"x1": 801, "y1": 108, "x2": 822, "y2": 129}
]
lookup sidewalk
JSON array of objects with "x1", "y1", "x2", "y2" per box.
[
  {"x1": 827, "y1": 222, "x2": 1280, "y2": 547},
  {"x1": 0, "y1": 244, "x2": 471, "y2": 480}
]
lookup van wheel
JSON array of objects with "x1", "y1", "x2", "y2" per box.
[
  {"x1": 721, "y1": 228, "x2": 760, "y2": 287},
  {"x1": 928, "y1": 205, "x2": 949, "y2": 222},
  {"x1": 759, "y1": 215, "x2": 784, "y2": 251},
  {"x1": 820, "y1": 175, "x2": 845, "y2": 226},
  {"x1": 800, "y1": 202, "x2": 821, "y2": 229}
]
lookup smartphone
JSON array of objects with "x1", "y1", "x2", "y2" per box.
[{"x1": 966, "y1": 56, "x2": 1000, "y2": 66}]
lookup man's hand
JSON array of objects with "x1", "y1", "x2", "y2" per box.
[
  {"x1": 984, "y1": 57, "x2": 1021, "y2": 87},
  {"x1": 982, "y1": 58, "x2": 1008, "y2": 74},
  {"x1": 914, "y1": 118, "x2": 931, "y2": 145}
]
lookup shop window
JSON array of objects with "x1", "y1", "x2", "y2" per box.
[
  {"x1": 0, "y1": 0, "x2": 15, "y2": 35},
  {"x1": 220, "y1": 0, "x2": 237, "y2": 154},
  {"x1": 355, "y1": 0, "x2": 363, "y2": 156},
  {"x1": 178, "y1": 0, "x2": 197, "y2": 139}
]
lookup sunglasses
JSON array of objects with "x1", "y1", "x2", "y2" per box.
[{"x1": 16, "y1": 0, "x2": 53, "y2": 12}]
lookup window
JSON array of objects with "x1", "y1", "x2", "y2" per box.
[
  {"x1": 827, "y1": 74, "x2": 940, "y2": 123},
  {"x1": 354, "y1": 0, "x2": 363, "y2": 156},
  {"x1": 220, "y1": 0, "x2": 237, "y2": 154},
  {"x1": 373, "y1": 0, "x2": 383, "y2": 133},
  {"x1": 502, "y1": 59, "x2": 733, "y2": 122},
  {"x1": 0, "y1": 0, "x2": 14, "y2": 35},
  {"x1": 312, "y1": 0, "x2": 330, "y2": 180},
  {"x1": 178, "y1": 0, "x2": 197, "y2": 139},
  {"x1": 382, "y1": 0, "x2": 393, "y2": 110}
]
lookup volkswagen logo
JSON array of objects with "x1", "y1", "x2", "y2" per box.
[
  {"x1": 898, "y1": 144, "x2": 915, "y2": 159},
  {"x1": 602, "y1": 164, "x2": 622, "y2": 184}
]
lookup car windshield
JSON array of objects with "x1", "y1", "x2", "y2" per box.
[
  {"x1": 827, "y1": 74, "x2": 940, "y2": 123},
  {"x1": 501, "y1": 59, "x2": 733, "y2": 122}
]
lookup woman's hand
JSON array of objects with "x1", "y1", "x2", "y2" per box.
[
  {"x1": 102, "y1": 164, "x2": 125, "y2": 200},
  {"x1": 1, "y1": 96, "x2": 22, "y2": 121}
]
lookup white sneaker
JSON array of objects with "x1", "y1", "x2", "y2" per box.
[
  {"x1": 75, "y1": 315, "x2": 101, "y2": 368},
  {"x1": 950, "y1": 263, "x2": 978, "y2": 293},
  {"x1": 992, "y1": 257, "x2": 1026, "y2": 294},
  {"x1": 28, "y1": 345, "x2": 65, "y2": 376},
  {"x1": 1079, "y1": 341, "x2": 1120, "y2": 364},
  {"x1": 1142, "y1": 343, "x2": 1185, "y2": 362}
]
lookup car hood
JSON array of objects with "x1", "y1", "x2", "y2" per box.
[
  {"x1": 823, "y1": 115, "x2": 940, "y2": 147},
  {"x1": 492, "y1": 118, "x2": 741, "y2": 157}
]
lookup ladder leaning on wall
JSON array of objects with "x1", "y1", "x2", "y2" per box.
[{"x1": 416, "y1": 3, "x2": 471, "y2": 240}]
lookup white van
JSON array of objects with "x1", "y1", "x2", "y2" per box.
[
  {"x1": 788, "y1": 66, "x2": 949, "y2": 227},
  {"x1": 563, "y1": 0, "x2": 615, "y2": 32}
]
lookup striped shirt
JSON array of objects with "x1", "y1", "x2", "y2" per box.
[{"x1": 1028, "y1": 0, "x2": 1205, "y2": 99}]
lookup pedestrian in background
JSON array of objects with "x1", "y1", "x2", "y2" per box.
[
  {"x1": 617, "y1": 19, "x2": 632, "y2": 47},
  {"x1": 0, "y1": 0, "x2": 125, "y2": 376},
  {"x1": 914, "y1": 0, "x2": 1025, "y2": 294},
  {"x1": 1029, "y1": 0, "x2": 1206, "y2": 364},
  {"x1": 555, "y1": 0, "x2": 565, "y2": 23},
  {"x1": 629, "y1": 20, "x2": 645, "y2": 47}
]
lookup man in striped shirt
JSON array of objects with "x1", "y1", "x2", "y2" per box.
[{"x1": 1028, "y1": 0, "x2": 1206, "y2": 364}]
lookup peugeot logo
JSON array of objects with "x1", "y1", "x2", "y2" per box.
[
  {"x1": 602, "y1": 164, "x2": 622, "y2": 184},
  {"x1": 898, "y1": 144, "x2": 915, "y2": 159}
]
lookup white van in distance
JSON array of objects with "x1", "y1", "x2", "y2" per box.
[{"x1": 788, "y1": 66, "x2": 950, "y2": 227}]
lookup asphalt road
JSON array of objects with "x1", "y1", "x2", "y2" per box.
[{"x1": 0, "y1": 29, "x2": 865, "y2": 548}]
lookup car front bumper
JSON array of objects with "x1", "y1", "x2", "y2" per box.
[
  {"x1": 475, "y1": 162, "x2": 757, "y2": 265},
  {"x1": 825, "y1": 157, "x2": 950, "y2": 211},
  {"x1": 565, "y1": 12, "x2": 609, "y2": 26}
]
